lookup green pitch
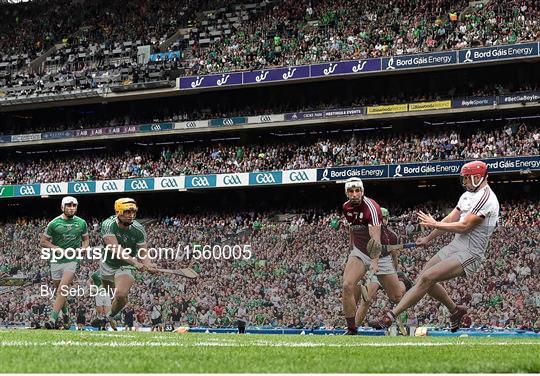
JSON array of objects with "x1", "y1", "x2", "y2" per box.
[{"x1": 0, "y1": 330, "x2": 538, "y2": 373}]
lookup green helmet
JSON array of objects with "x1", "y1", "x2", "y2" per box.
[{"x1": 381, "y1": 207, "x2": 389, "y2": 218}]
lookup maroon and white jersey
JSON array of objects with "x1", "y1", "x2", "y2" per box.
[
  {"x1": 343, "y1": 196, "x2": 383, "y2": 255},
  {"x1": 382, "y1": 227, "x2": 399, "y2": 246},
  {"x1": 453, "y1": 185, "x2": 499, "y2": 255}
]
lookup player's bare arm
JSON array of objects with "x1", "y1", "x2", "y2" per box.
[
  {"x1": 39, "y1": 234, "x2": 63, "y2": 253},
  {"x1": 368, "y1": 224, "x2": 382, "y2": 272},
  {"x1": 348, "y1": 223, "x2": 355, "y2": 250},
  {"x1": 418, "y1": 211, "x2": 484, "y2": 234},
  {"x1": 81, "y1": 234, "x2": 89, "y2": 249},
  {"x1": 416, "y1": 208, "x2": 461, "y2": 245}
]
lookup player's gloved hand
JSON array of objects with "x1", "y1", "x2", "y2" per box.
[
  {"x1": 367, "y1": 239, "x2": 389, "y2": 258},
  {"x1": 380, "y1": 244, "x2": 389, "y2": 257}
]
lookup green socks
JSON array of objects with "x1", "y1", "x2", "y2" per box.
[{"x1": 50, "y1": 311, "x2": 59, "y2": 322}]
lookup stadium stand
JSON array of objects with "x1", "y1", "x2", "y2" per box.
[
  {"x1": 0, "y1": 0, "x2": 538, "y2": 339},
  {"x1": 0, "y1": 74, "x2": 539, "y2": 136},
  {"x1": 0, "y1": 121, "x2": 538, "y2": 184},
  {"x1": 0, "y1": 0, "x2": 538, "y2": 97}
]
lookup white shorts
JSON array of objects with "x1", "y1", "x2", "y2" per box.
[
  {"x1": 349, "y1": 247, "x2": 396, "y2": 275},
  {"x1": 100, "y1": 262, "x2": 135, "y2": 282},
  {"x1": 95, "y1": 294, "x2": 112, "y2": 307},
  {"x1": 50, "y1": 262, "x2": 77, "y2": 281},
  {"x1": 436, "y1": 243, "x2": 484, "y2": 277}
]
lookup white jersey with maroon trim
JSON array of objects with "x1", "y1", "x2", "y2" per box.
[{"x1": 452, "y1": 185, "x2": 500, "y2": 256}]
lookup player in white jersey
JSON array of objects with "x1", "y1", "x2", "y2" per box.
[{"x1": 380, "y1": 160, "x2": 499, "y2": 332}]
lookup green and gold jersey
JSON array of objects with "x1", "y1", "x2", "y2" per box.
[
  {"x1": 44, "y1": 215, "x2": 88, "y2": 264},
  {"x1": 100, "y1": 215, "x2": 147, "y2": 268}
]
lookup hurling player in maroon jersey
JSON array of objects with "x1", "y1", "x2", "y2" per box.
[
  {"x1": 342, "y1": 178, "x2": 409, "y2": 335},
  {"x1": 354, "y1": 207, "x2": 412, "y2": 329}
]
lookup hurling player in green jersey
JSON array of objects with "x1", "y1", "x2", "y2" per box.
[
  {"x1": 100, "y1": 198, "x2": 157, "y2": 330},
  {"x1": 40, "y1": 196, "x2": 89, "y2": 329}
]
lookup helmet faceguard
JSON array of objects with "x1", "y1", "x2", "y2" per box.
[
  {"x1": 114, "y1": 198, "x2": 138, "y2": 226},
  {"x1": 345, "y1": 178, "x2": 364, "y2": 204},
  {"x1": 61, "y1": 196, "x2": 78, "y2": 218},
  {"x1": 460, "y1": 161, "x2": 488, "y2": 192}
]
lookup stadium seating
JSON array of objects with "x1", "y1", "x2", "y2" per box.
[
  {"x1": 0, "y1": 0, "x2": 538, "y2": 336},
  {"x1": 0, "y1": 122, "x2": 538, "y2": 185},
  {"x1": 0, "y1": 0, "x2": 539, "y2": 97},
  {"x1": 1, "y1": 77, "x2": 538, "y2": 136}
]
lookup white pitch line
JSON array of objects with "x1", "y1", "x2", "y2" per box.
[
  {"x1": 1, "y1": 340, "x2": 539, "y2": 348},
  {"x1": 81, "y1": 333, "x2": 137, "y2": 338}
]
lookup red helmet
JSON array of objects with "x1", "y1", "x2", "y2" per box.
[
  {"x1": 461, "y1": 160, "x2": 488, "y2": 177},
  {"x1": 460, "y1": 160, "x2": 488, "y2": 192}
]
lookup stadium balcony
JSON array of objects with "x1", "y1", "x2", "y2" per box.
[{"x1": 0, "y1": 0, "x2": 538, "y2": 101}]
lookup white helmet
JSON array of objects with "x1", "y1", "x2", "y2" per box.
[
  {"x1": 61, "y1": 196, "x2": 78, "y2": 210},
  {"x1": 344, "y1": 177, "x2": 364, "y2": 194}
]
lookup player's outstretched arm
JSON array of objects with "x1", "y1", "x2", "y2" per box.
[
  {"x1": 417, "y1": 208, "x2": 461, "y2": 243},
  {"x1": 419, "y1": 211, "x2": 483, "y2": 234},
  {"x1": 368, "y1": 224, "x2": 382, "y2": 245}
]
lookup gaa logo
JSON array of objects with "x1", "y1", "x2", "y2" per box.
[
  {"x1": 130, "y1": 180, "x2": 149, "y2": 190},
  {"x1": 101, "y1": 181, "x2": 119, "y2": 191},
  {"x1": 289, "y1": 171, "x2": 309, "y2": 182},
  {"x1": 19, "y1": 185, "x2": 36, "y2": 195},
  {"x1": 260, "y1": 115, "x2": 272, "y2": 123},
  {"x1": 191, "y1": 177, "x2": 210, "y2": 187},
  {"x1": 151, "y1": 124, "x2": 162, "y2": 131},
  {"x1": 255, "y1": 173, "x2": 276, "y2": 184},
  {"x1": 160, "y1": 178, "x2": 178, "y2": 188},
  {"x1": 45, "y1": 184, "x2": 63, "y2": 194},
  {"x1": 73, "y1": 183, "x2": 91, "y2": 193},
  {"x1": 186, "y1": 122, "x2": 197, "y2": 128},
  {"x1": 223, "y1": 175, "x2": 242, "y2": 185},
  {"x1": 222, "y1": 118, "x2": 234, "y2": 126}
]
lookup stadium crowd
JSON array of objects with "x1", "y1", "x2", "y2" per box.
[
  {"x1": 0, "y1": 121, "x2": 538, "y2": 185},
  {"x1": 1, "y1": 0, "x2": 539, "y2": 97},
  {"x1": 0, "y1": 0, "x2": 258, "y2": 56},
  {"x1": 184, "y1": 0, "x2": 540, "y2": 75},
  {"x1": 0, "y1": 199, "x2": 538, "y2": 330}
]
